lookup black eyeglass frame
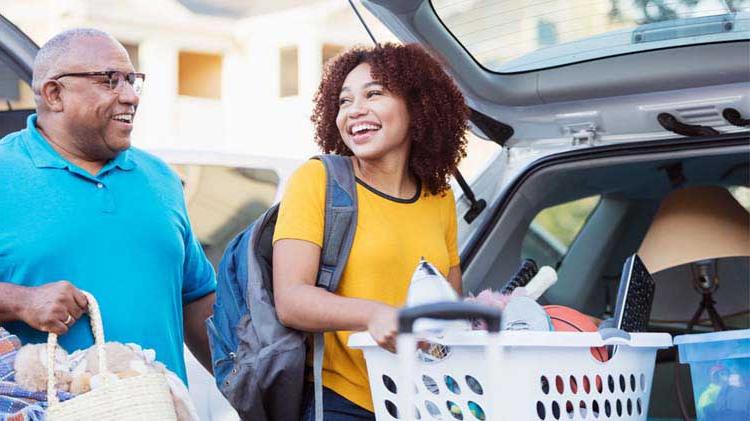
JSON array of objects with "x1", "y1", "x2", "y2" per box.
[{"x1": 52, "y1": 71, "x2": 146, "y2": 94}]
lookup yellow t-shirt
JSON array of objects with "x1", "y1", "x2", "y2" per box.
[{"x1": 272, "y1": 159, "x2": 460, "y2": 411}]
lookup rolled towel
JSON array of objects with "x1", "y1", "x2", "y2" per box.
[{"x1": 525, "y1": 266, "x2": 558, "y2": 300}]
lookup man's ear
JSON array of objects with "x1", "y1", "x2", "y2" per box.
[{"x1": 39, "y1": 80, "x2": 64, "y2": 112}]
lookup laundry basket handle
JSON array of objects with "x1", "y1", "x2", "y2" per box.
[
  {"x1": 398, "y1": 302, "x2": 502, "y2": 333},
  {"x1": 46, "y1": 291, "x2": 109, "y2": 406}
]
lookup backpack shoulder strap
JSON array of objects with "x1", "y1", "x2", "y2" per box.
[
  {"x1": 315, "y1": 154, "x2": 357, "y2": 292},
  {"x1": 312, "y1": 154, "x2": 357, "y2": 421}
]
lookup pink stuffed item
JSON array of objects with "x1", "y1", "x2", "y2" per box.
[{"x1": 464, "y1": 288, "x2": 528, "y2": 330}]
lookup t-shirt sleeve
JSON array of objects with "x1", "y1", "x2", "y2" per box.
[
  {"x1": 181, "y1": 224, "x2": 217, "y2": 304},
  {"x1": 272, "y1": 159, "x2": 326, "y2": 247},
  {"x1": 444, "y1": 188, "x2": 461, "y2": 267}
]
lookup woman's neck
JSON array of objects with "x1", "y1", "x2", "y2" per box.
[{"x1": 351, "y1": 155, "x2": 418, "y2": 199}]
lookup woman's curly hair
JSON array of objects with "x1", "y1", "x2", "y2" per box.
[{"x1": 311, "y1": 43, "x2": 469, "y2": 195}]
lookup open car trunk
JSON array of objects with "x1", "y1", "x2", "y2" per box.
[{"x1": 460, "y1": 132, "x2": 749, "y2": 418}]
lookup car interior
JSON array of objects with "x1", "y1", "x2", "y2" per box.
[{"x1": 461, "y1": 136, "x2": 749, "y2": 418}]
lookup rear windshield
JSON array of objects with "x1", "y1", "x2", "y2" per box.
[{"x1": 431, "y1": 0, "x2": 750, "y2": 73}]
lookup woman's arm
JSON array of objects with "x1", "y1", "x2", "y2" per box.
[{"x1": 273, "y1": 238, "x2": 398, "y2": 351}]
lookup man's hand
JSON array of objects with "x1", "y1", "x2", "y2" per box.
[{"x1": 18, "y1": 281, "x2": 88, "y2": 335}]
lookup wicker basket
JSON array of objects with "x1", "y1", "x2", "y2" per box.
[{"x1": 45, "y1": 291, "x2": 178, "y2": 421}]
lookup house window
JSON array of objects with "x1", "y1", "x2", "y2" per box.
[
  {"x1": 537, "y1": 19, "x2": 558, "y2": 47},
  {"x1": 121, "y1": 42, "x2": 140, "y2": 71},
  {"x1": 322, "y1": 44, "x2": 344, "y2": 67},
  {"x1": 178, "y1": 51, "x2": 223, "y2": 99},
  {"x1": 280, "y1": 46, "x2": 299, "y2": 97}
]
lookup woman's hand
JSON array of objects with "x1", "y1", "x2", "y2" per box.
[{"x1": 367, "y1": 304, "x2": 398, "y2": 353}]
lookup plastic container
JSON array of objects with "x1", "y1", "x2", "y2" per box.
[
  {"x1": 349, "y1": 302, "x2": 672, "y2": 421},
  {"x1": 674, "y1": 329, "x2": 750, "y2": 421}
]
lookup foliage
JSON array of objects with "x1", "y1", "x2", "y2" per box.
[{"x1": 532, "y1": 196, "x2": 600, "y2": 248}]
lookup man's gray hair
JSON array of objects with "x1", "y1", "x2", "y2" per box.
[{"x1": 31, "y1": 28, "x2": 115, "y2": 99}]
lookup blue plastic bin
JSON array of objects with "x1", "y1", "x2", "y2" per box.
[{"x1": 674, "y1": 329, "x2": 750, "y2": 421}]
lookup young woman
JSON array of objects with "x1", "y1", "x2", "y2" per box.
[{"x1": 272, "y1": 43, "x2": 469, "y2": 420}]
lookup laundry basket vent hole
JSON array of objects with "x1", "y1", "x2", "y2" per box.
[
  {"x1": 591, "y1": 400, "x2": 600, "y2": 418},
  {"x1": 414, "y1": 406, "x2": 421, "y2": 419},
  {"x1": 619, "y1": 374, "x2": 626, "y2": 392},
  {"x1": 467, "y1": 401, "x2": 485, "y2": 420},
  {"x1": 422, "y1": 375, "x2": 439, "y2": 395},
  {"x1": 536, "y1": 401, "x2": 546, "y2": 420},
  {"x1": 627, "y1": 398, "x2": 633, "y2": 416},
  {"x1": 604, "y1": 400, "x2": 612, "y2": 417},
  {"x1": 446, "y1": 401, "x2": 463, "y2": 420},
  {"x1": 595, "y1": 375, "x2": 603, "y2": 393},
  {"x1": 551, "y1": 401, "x2": 561, "y2": 420},
  {"x1": 444, "y1": 375, "x2": 461, "y2": 394},
  {"x1": 565, "y1": 401, "x2": 574, "y2": 419},
  {"x1": 466, "y1": 375, "x2": 484, "y2": 395},
  {"x1": 579, "y1": 401, "x2": 588, "y2": 419},
  {"x1": 607, "y1": 375, "x2": 615, "y2": 393},
  {"x1": 630, "y1": 374, "x2": 636, "y2": 392},
  {"x1": 540, "y1": 376, "x2": 550, "y2": 395},
  {"x1": 640, "y1": 373, "x2": 646, "y2": 391},
  {"x1": 425, "y1": 400, "x2": 441, "y2": 417},
  {"x1": 418, "y1": 343, "x2": 451, "y2": 363},
  {"x1": 582, "y1": 375, "x2": 591, "y2": 394},
  {"x1": 382, "y1": 375, "x2": 397, "y2": 394},
  {"x1": 569, "y1": 376, "x2": 578, "y2": 394},
  {"x1": 637, "y1": 398, "x2": 642, "y2": 415},
  {"x1": 385, "y1": 400, "x2": 399, "y2": 419},
  {"x1": 616, "y1": 399, "x2": 623, "y2": 417},
  {"x1": 555, "y1": 375, "x2": 565, "y2": 394}
]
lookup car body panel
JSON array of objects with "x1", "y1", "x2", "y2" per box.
[{"x1": 361, "y1": 0, "x2": 750, "y2": 148}]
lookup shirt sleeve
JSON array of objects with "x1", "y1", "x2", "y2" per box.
[
  {"x1": 272, "y1": 159, "x2": 326, "y2": 247},
  {"x1": 444, "y1": 188, "x2": 461, "y2": 268}
]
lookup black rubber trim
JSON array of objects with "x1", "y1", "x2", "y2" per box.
[
  {"x1": 723, "y1": 108, "x2": 750, "y2": 127},
  {"x1": 459, "y1": 132, "x2": 750, "y2": 271},
  {"x1": 657, "y1": 112, "x2": 720, "y2": 137},
  {"x1": 355, "y1": 177, "x2": 421, "y2": 203},
  {"x1": 470, "y1": 108, "x2": 514, "y2": 145}
]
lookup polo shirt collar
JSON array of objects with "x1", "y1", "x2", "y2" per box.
[{"x1": 24, "y1": 113, "x2": 136, "y2": 172}]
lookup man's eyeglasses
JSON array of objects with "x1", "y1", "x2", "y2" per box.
[{"x1": 52, "y1": 71, "x2": 146, "y2": 96}]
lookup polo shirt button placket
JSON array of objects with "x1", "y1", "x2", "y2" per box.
[{"x1": 95, "y1": 180, "x2": 115, "y2": 213}]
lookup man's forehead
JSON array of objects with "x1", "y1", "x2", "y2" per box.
[{"x1": 58, "y1": 36, "x2": 133, "y2": 72}]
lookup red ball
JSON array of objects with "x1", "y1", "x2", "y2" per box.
[{"x1": 544, "y1": 305, "x2": 610, "y2": 362}]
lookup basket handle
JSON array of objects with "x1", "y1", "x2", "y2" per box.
[
  {"x1": 46, "y1": 291, "x2": 109, "y2": 406},
  {"x1": 398, "y1": 302, "x2": 502, "y2": 333}
]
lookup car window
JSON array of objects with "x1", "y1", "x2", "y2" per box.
[
  {"x1": 431, "y1": 0, "x2": 750, "y2": 73},
  {"x1": 0, "y1": 57, "x2": 33, "y2": 110},
  {"x1": 521, "y1": 195, "x2": 600, "y2": 268},
  {"x1": 171, "y1": 164, "x2": 278, "y2": 269},
  {"x1": 0, "y1": 54, "x2": 34, "y2": 138}
]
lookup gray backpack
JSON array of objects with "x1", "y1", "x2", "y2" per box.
[{"x1": 205, "y1": 155, "x2": 357, "y2": 420}]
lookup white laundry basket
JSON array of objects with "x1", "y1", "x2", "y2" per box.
[{"x1": 349, "y1": 302, "x2": 672, "y2": 421}]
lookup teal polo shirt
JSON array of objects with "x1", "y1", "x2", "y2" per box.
[{"x1": 0, "y1": 114, "x2": 216, "y2": 382}]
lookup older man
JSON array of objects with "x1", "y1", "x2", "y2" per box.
[{"x1": 0, "y1": 28, "x2": 216, "y2": 383}]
